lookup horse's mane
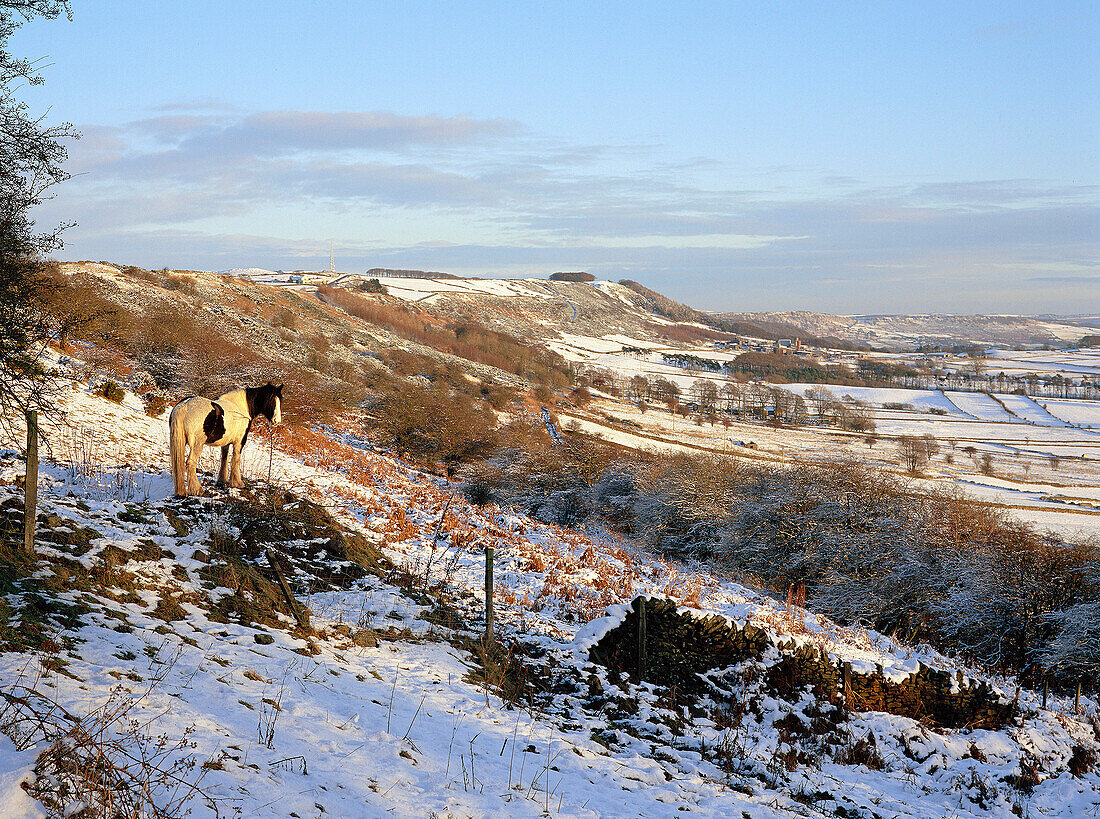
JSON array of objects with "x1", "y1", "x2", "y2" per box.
[{"x1": 244, "y1": 382, "x2": 283, "y2": 419}]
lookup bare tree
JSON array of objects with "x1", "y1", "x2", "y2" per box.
[
  {"x1": 831, "y1": 397, "x2": 875, "y2": 433},
  {"x1": 979, "y1": 452, "x2": 995, "y2": 476},
  {"x1": 690, "y1": 378, "x2": 718, "y2": 412},
  {"x1": 766, "y1": 387, "x2": 804, "y2": 427},
  {"x1": 648, "y1": 376, "x2": 673, "y2": 402},
  {"x1": 897, "y1": 435, "x2": 936, "y2": 473},
  {"x1": 741, "y1": 382, "x2": 767, "y2": 420},
  {"x1": 804, "y1": 384, "x2": 835, "y2": 420},
  {"x1": 720, "y1": 379, "x2": 741, "y2": 413},
  {"x1": 921, "y1": 433, "x2": 939, "y2": 460},
  {"x1": 967, "y1": 356, "x2": 987, "y2": 378}
]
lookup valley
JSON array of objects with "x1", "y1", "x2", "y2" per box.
[{"x1": 1, "y1": 262, "x2": 1099, "y2": 818}]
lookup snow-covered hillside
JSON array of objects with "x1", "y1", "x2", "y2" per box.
[
  {"x1": 716, "y1": 311, "x2": 1095, "y2": 350},
  {"x1": 2, "y1": 372, "x2": 1100, "y2": 818}
]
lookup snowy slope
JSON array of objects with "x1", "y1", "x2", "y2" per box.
[
  {"x1": 2, "y1": 378, "x2": 1100, "y2": 818},
  {"x1": 994, "y1": 394, "x2": 1073, "y2": 427},
  {"x1": 942, "y1": 392, "x2": 1017, "y2": 423},
  {"x1": 1043, "y1": 399, "x2": 1100, "y2": 429}
]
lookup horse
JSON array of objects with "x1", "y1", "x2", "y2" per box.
[{"x1": 169, "y1": 382, "x2": 283, "y2": 497}]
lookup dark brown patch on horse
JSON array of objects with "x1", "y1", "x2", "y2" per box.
[{"x1": 203, "y1": 403, "x2": 226, "y2": 443}]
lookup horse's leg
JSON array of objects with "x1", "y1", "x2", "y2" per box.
[
  {"x1": 217, "y1": 445, "x2": 230, "y2": 487},
  {"x1": 230, "y1": 441, "x2": 244, "y2": 489},
  {"x1": 186, "y1": 440, "x2": 204, "y2": 496}
]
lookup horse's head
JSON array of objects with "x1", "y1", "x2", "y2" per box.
[{"x1": 255, "y1": 382, "x2": 283, "y2": 425}]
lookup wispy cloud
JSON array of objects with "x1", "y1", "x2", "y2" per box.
[
  {"x1": 134, "y1": 109, "x2": 519, "y2": 156},
  {"x1": 1027, "y1": 274, "x2": 1100, "y2": 284},
  {"x1": 40, "y1": 107, "x2": 1100, "y2": 314}
]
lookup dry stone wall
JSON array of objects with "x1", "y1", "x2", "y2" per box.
[{"x1": 589, "y1": 596, "x2": 1014, "y2": 730}]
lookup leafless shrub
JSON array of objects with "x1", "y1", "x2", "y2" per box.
[
  {"x1": 458, "y1": 415, "x2": 617, "y2": 525},
  {"x1": 980, "y1": 452, "x2": 996, "y2": 476},
  {"x1": 318, "y1": 284, "x2": 572, "y2": 387},
  {"x1": 635, "y1": 450, "x2": 741, "y2": 530},
  {"x1": 307, "y1": 332, "x2": 331, "y2": 354},
  {"x1": 835, "y1": 731, "x2": 885, "y2": 770},
  {"x1": 1070, "y1": 744, "x2": 1097, "y2": 776},
  {"x1": 896, "y1": 434, "x2": 939, "y2": 473},
  {"x1": 257, "y1": 665, "x2": 294, "y2": 749},
  {"x1": 38, "y1": 265, "x2": 129, "y2": 352},
  {"x1": 141, "y1": 391, "x2": 167, "y2": 418},
  {"x1": 1006, "y1": 755, "x2": 1041, "y2": 794},
  {"x1": 272, "y1": 308, "x2": 298, "y2": 330},
  {"x1": 65, "y1": 427, "x2": 151, "y2": 502},
  {"x1": 163, "y1": 273, "x2": 200, "y2": 296},
  {"x1": 308, "y1": 350, "x2": 331, "y2": 372},
  {"x1": 330, "y1": 358, "x2": 359, "y2": 382},
  {"x1": 0, "y1": 674, "x2": 211, "y2": 819},
  {"x1": 366, "y1": 382, "x2": 498, "y2": 477}
]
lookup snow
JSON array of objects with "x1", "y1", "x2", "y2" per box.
[
  {"x1": 0, "y1": 734, "x2": 44, "y2": 819},
  {"x1": 944, "y1": 391, "x2": 1019, "y2": 422},
  {"x1": 993, "y1": 393, "x2": 1074, "y2": 427},
  {"x1": 1043, "y1": 398, "x2": 1100, "y2": 429},
  {"x1": 3, "y1": 366, "x2": 1100, "y2": 817},
  {"x1": 367, "y1": 275, "x2": 620, "y2": 306},
  {"x1": 558, "y1": 388, "x2": 1100, "y2": 541},
  {"x1": 783, "y1": 384, "x2": 965, "y2": 415},
  {"x1": 219, "y1": 267, "x2": 279, "y2": 278},
  {"x1": 988, "y1": 349, "x2": 1100, "y2": 377}
]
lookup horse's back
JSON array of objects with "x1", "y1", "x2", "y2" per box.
[
  {"x1": 171, "y1": 395, "x2": 213, "y2": 424},
  {"x1": 170, "y1": 396, "x2": 226, "y2": 445}
]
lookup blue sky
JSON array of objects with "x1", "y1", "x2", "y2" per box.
[{"x1": 13, "y1": 1, "x2": 1099, "y2": 314}]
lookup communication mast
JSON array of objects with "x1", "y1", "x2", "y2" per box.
[{"x1": 328, "y1": 239, "x2": 336, "y2": 275}]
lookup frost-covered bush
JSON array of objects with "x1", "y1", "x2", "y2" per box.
[
  {"x1": 458, "y1": 424, "x2": 1098, "y2": 682},
  {"x1": 457, "y1": 418, "x2": 616, "y2": 526},
  {"x1": 573, "y1": 451, "x2": 1100, "y2": 682},
  {"x1": 1040, "y1": 600, "x2": 1100, "y2": 679},
  {"x1": 366, "y1": 383, "x2": 498, "y2": 476},
  {"x1": 141, "y1": 391, "x2": 167, "y2": 417},
  {"x1": 593, "y1": 462, "x2": 640, "y2": 531}
]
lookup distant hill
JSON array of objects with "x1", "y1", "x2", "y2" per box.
[
  {"x1": 717, "y1": 310, "x2": 1094, "y2": 350},
  {"x1": 617, "y1": 280, "x2": 868, "y2": 350},
  {"x1": 74, "y1": 261, "x2": 1092, "y2": 353}
]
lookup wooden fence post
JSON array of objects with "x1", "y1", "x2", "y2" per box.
[
  {"x1": 23, "y1": 410, "x2": 38, "y2": 556},
  {"x1": 484, "y1": 546, "x2": 494, "y2": 638},
  {"x1": 636, "y1": 596, "x2": 647, "y2": 681},
  {"x1": 265, "y1": 549, "x2": 309, "y2": 629}
]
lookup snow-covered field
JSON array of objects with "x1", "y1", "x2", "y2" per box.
[
  {"x1": 4, "y1": 376, "x2": 1100, "y2": 817},
  {"x1": 987, "y1": 349, "x2": 1100, "y2": 378},
  {"x1": 1044, "y1": 398, "x2": 1100, "y2": 429},
  {"x1": 541, "y1": 330, "x2": 1100, "y2": 538}
]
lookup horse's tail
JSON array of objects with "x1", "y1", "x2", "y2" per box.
[{"x1": 169, "y1": 402, "x2": 187, "y2": 496}]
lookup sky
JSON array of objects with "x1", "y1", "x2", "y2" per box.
[{"x1": 11, "y1": 1, "x2": 1100, "y2": 315}]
